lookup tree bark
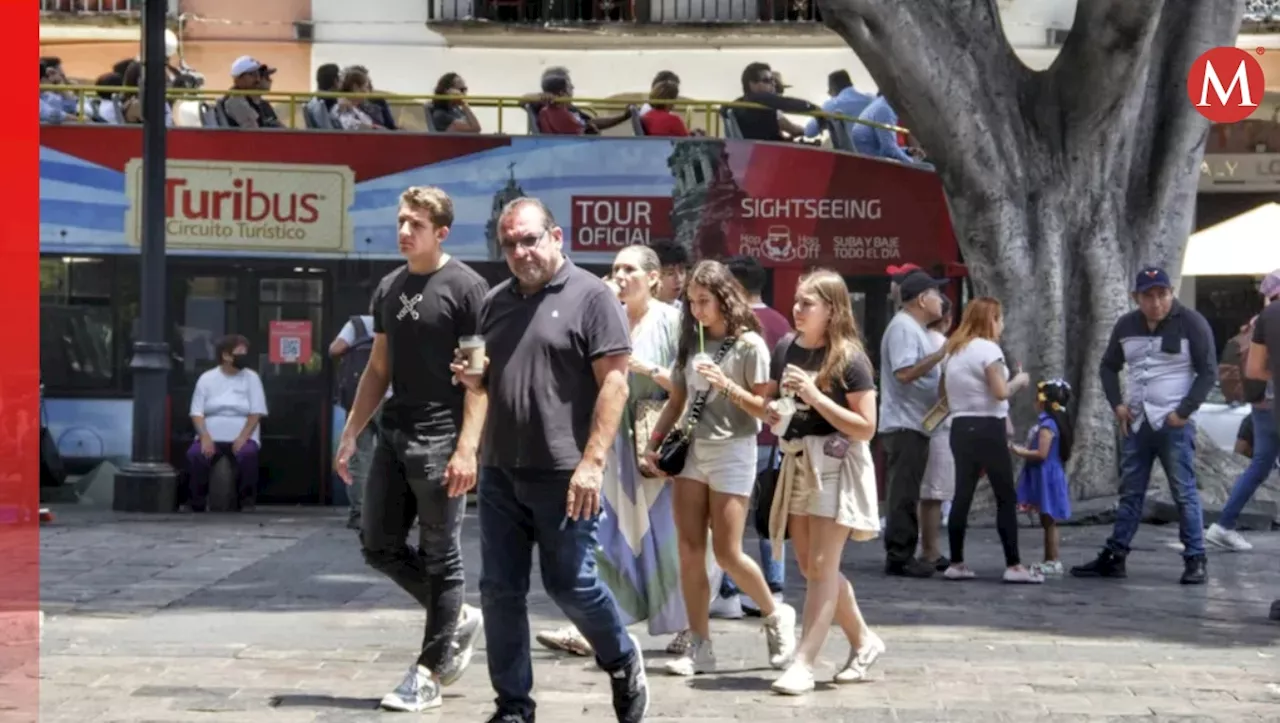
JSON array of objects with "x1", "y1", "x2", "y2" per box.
[{"x1": 820, "y1": 0, "x2": 1248, "y2": 498}]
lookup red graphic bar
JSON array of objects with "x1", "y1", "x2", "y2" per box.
[{"x1": 0, "y1": 2, "x2": 41, "y2": 720}]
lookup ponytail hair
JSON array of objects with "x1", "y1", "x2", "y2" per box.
[{"x1": 1037, "y1": 379, "x2": 1075, "y2": 462}]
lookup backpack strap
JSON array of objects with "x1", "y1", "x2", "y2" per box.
[{"x1": 350, "y1": 314, "x2": 369, "y2": 341}]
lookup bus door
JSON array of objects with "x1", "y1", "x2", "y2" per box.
[{"x1": 168, "y1": 263, "x2": 332, "y2": 505}]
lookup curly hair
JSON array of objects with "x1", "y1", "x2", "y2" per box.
[{"x1": 676, "y1": 260, "x2": 761, "y2": 368}]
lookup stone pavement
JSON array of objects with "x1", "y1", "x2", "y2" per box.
[{"x1": 31, "y1": 505, "x2": 1280, "y2": 722}]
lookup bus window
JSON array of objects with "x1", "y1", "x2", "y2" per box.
[{"x1": 40, "y1": 257, "x2": 115, "y2": 391}]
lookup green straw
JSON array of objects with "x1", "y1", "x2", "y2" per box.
[{"x1": 699, "y1": 323, "x2": 705, "y2": 353}]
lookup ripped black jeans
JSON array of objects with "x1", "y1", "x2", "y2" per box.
[{"x1": 360, "y1": 425, "x2": 466, "y2": 672}]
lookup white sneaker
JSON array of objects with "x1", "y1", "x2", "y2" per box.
[
  {"x1": 379, "y1": 664, "x2": 442, "y2": 712},
  {"x1": 534, "y1": 625, "x2": 594, "y2": 657},
  {"x1": 1206, "y1": 523, "x2": 1253, "y2": 552},
  {"x1": 1002, "y1": 565, "x2": 1045, "y2": 584},
  {"x1": 709, "y1": 594, "x2": 745, "y2": 620},
  {"x1": 763, "y1": 603, "x2": 797, "y2": 669},
  {"x1": 1032, "y1": 560, "x2": 1064, "y2": 577},
  {"x1": 770, "y1": 661, "x2": 815, "y2": 695},
  {"x1": 664, "y1": 635, "x2": 716, "y2": 676},
  {"x1": 944, "y1": 564, "x2": 976, "y2": 580},
  {"x1": 741, "y1": 592, "x2": 784, "y2": 617},
  {"x1": 834, "y1": 630, "x2": 885, "y2": 683}
]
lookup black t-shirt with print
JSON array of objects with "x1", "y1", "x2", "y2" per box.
[
  {"x1": 371, "y1": 258, "x2": 490, "y2": 434},
  {"x1": 770, "y1": 335, "x2": 876, "y2": 441}
]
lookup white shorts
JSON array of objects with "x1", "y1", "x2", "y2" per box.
[
  {"x1": 920, "y1": 430, "x2": 955, "y2": 501},
  {"x1": 678, "y1": 436, "x2": 758, "y2": 497},
  {"x1": 787, "y1": 450, "x2": 841, "y2": 518}
]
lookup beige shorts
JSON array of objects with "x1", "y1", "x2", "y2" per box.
[
  {"x1": 920, "y1": 429, "x2": 955, "y2": 501},
  {"x1": 786, "y1": 449, "x2": 842, "y2": 518},
  {"x1": 678, "y1": 436, "x2": 758, "y2": 497}
]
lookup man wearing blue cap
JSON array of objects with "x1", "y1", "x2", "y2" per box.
[{"x1": 1072, "y1": 266, "x2": 1217, "y2": 585}]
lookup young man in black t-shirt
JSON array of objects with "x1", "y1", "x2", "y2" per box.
[{"x1": 335, "y1": 186, "x2": 490, "y2": 712}]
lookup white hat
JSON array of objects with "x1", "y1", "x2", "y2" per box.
[{"x1": 230, "y1": 56, "x2": 262, "y2": 78}]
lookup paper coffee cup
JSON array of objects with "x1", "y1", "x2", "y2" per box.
[{"x1": 459, "y1": 335, "x2": 485, "y2": 374}]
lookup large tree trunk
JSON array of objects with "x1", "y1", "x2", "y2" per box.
[{"x1": 820, "y1": 0, "x2": 1250, "y2": 499}]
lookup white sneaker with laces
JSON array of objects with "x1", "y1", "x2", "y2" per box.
[
  {"x1": 663, "y1": 635, "x2": 716, "y2": 676},
  {"x1": 770, "y1": 661, "x2": 815, "y2": 695},
  {"x1": 379, "y1": 664, "x2": 442, "y2": 712},
  {"x1": 709, "y1": 594, "x2": 745, "y2": 619},
  {"x1": 1206, "y1": 523, "x2": 1253, "y2": 552},
  {"x1": 944, "y1": 564, "x2": 976, "y2": 580},
  {"x1": 834, "y1": 630, "x2": 885, "y2": 683},
  {"x1": 763, "y1": 603, "x2": 797, "y2": 669}
]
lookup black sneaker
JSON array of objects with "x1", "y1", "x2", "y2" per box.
[
  {"x1": 926, "y1": 555, "x2": 951, "y2": 572},
  {"x1": 885, "y1": 558, "x2": 935, "y2": 578},
  {"x1": 1180, "y1": 555, "x2": 1207, "y2": 585},
  {"x1": 609, "y1": 634, "x2": 648, "y2": 723},
  {"x1": 1070, "y1": 549, "x2": 1127, "y2": 578}
]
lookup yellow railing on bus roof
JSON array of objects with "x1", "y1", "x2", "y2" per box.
[{"x1": 38, "y1": 84, "x2": 912, "y2": 139}]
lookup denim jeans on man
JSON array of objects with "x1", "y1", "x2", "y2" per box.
[
  {"x1": 360, "y1": 425, "x2": 466, "y2": 673},
  {"x1": 1106, "y1": 421, "x2": 1206, "y2": 558},
  {"x1": 720, "y1": 446, "x2": 785, "y2": 598},
  {"x1": 1220, "y1": 408, "x2": 1280, "y2": 529},
  {"x1": 478, "y1": 466, "x2": 635, "y2": 720}
]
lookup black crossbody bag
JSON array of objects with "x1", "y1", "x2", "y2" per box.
[{"x1": 656, "y1": 337, "x2": 736, "y2": 476}]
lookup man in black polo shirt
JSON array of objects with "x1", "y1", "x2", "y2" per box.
[
  {"x1": 452, "y1": 197, "x2": 648, "y2": 723},
  {"x1": 335, "y1": 186, "x2": 489, "y2": 712}
]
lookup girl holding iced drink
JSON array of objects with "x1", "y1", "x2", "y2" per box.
[
  {"x1": 760, "y1": 269, "x2": 883, "y2": 696},
  {"x1": 641, "y1": 260, "x2": 798, "y2": 677}
]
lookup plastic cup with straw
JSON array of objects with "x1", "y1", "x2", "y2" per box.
[{"x1": 692, "y1": 322, "x2": 712, "y2": 392}]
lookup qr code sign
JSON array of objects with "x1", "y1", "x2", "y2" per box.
[{"x1": 279, "y1": 336, "x2": 301, "y2": 361}]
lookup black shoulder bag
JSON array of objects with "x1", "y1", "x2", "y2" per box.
[
  {"x1": 754, "y1": 333, "x2": 796, "y2": 539},
  {"x1": 656, "y1": 337, "x2": 737, "y2": 476}
]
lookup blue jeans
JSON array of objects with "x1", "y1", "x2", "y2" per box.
[
  {"x1": 1106, "y1": 421, "x2": 1206, "y2": 559},
  {"x1": 1220, "y1": 408, "x2": 1279, "y2": 529},
  {"x1": 720, "y1": 446, "x2": 785, "y2": 598},
  {"x1": 478, "y1": 466, "x2": 635, "y2": 719}
]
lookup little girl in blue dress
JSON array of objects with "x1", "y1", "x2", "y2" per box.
[{"x1": 1010, "y1": 379, "x2": 1074, "y2": 577}]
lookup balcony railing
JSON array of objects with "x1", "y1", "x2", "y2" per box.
[
  {"x1": 427, "y1": 0, "x2": 822, "y2": 24},
  {"x1": 40, "y1": 0, "x2": 178, "y2": 14},
  {"x1": 39, "y1": 85, "x2": 910, "y2": 147}
]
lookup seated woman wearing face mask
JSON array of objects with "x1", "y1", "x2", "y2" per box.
[{"x1": 186, "y1": 334, "x2": 269, "y2": 512}]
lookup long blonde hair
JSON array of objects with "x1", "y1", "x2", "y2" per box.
[
  {"x1": 796, "y1": 268, "x2": 864, "y2": 392},
  {"x1": 943, "y1": 297, "x2": 1002, "y2": 356}
]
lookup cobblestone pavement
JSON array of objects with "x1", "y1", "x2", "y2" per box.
[{"x1": 28, "y1": 505, "x2": 1280, "y2": 722}]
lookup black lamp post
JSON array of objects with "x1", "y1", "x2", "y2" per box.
[{"x1": 114, "y1": 0, "x2": 176, "y2": 512}]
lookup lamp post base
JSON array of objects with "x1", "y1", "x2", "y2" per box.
[{"x1": 113, "y1": 463, "x2": 178, "y2": 513}]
